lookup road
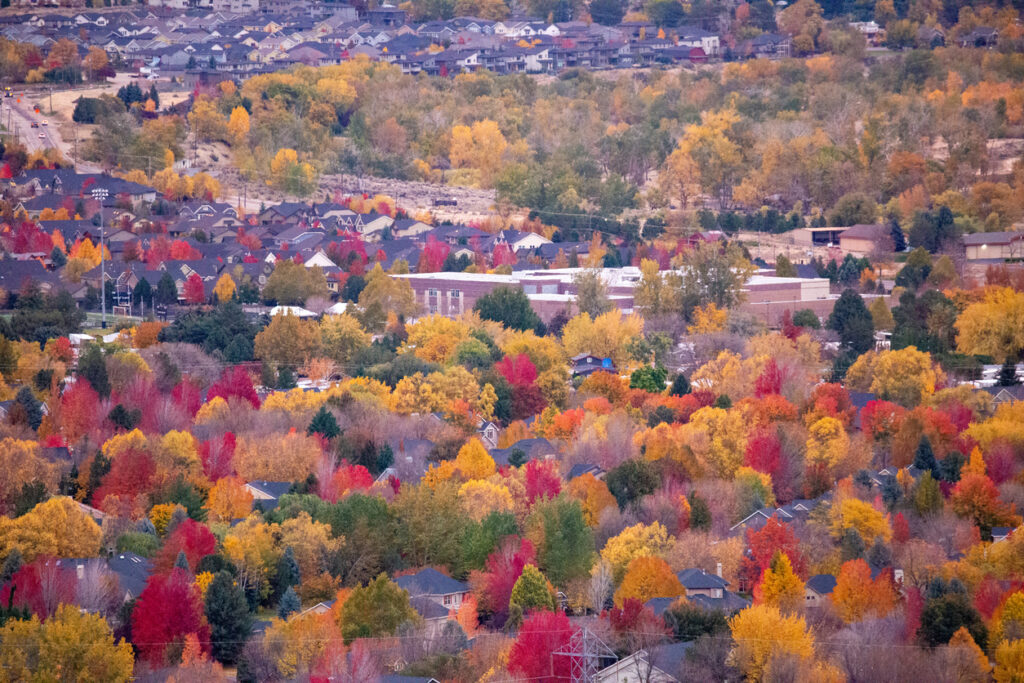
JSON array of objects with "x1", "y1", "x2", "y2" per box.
[{"x1": 1, "y1": 92, "x2": 100, "y2": 171}]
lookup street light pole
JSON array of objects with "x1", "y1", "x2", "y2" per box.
[{"x1": 91, "y1": 187, "x2": 109, "y2": 329}]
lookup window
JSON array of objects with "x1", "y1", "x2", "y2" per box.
[
  {"x1": 443, "y1": 595, "x2": 452, "y2": 605},
  {"x1": 428, "y1": 288, "x2": 439, "y2": 297},
  {"x1": 449, "y1": 289, "x2": 461, "y2": 298}
]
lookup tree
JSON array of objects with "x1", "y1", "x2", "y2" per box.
[
  {"x1": 573, "y1": 269, "x2": 612, "y2": 319},
  {"x1": 307, "y1": 406, "x2": 340, "y2": 440},
  {"x1": 741, "y1": 517, "x2": 806, "y2": 587},
  {"x1": 474, "y1": 286, "x2": 543, "y2": 333},
  {"x1": 525, "y1": 496, "x2": 593, "y2": 587},
  {"x1": 605, "y1": 459, "x2": 659, "y2": 509},
  {"x1": 827, "y1": 192, "x2": 878, "y2": 226},
  {"x1": 678, "y1": 241, "x2": 756, "y2": 310},
  {"x1": 269, "y1": 148, "x2": 317, "y2": 196},
  {"x1": 183, "y1": 273, "x2": 205, "y2": 304},
  {"x1": 77, "y1": 344, "x2": 110, "y2": 398},
  {"x1": 999, "y1": 360, "x2": 1020, "y2": 387},
  {"x1": 339, "y1": 573, "x2": 418, "y2": 644},
  {"x1": 956, "y1": 288, "x2": 1024, "y2": 362},
  {"x1": 132, "y1": 568, "x2": 211, "y2": 666},
  {"x1": 14, "y1": 387, "x2": 43, "y2": 431},
  {"x1": 0, "y1": 604, "x2": 134, "y2": 682},
  {"x1": 995, "y1": 639, "x2": 1024, "y2": 683},
  {"x1": 263, "y1": 260, "x2": 329, "y2": 305},
  {"x1": 213, "y1": 273, "x2": 236, "y2": 302},
  {"x1": 945, "y1": 626, "x2": 991, "y2": 683},
  {"x1": 670, "y1": 373, "x2": 691, "y2": 396},
  {"x1": 227, "y1": 106, "x2": 250, "y2": 144},
  {"x1": 509, "y1": 563, "x2": 555, "y2": 612},
  {"x1": 630, "y1": 366, "x2": 668, "y2": 393},
  {"x1": 454, "y1": 438, "x2": 496, "y2": 480},
  {"x1": 0, "y1": 496, "x2": 101, "y2": 562},
  {"x1": 728, "y1": 604, "x2": 814, "y2": 682},
  {"x1": 869, "y1": 298, "x2": 894, "y2": 331},
  {"x1": 320, "y1": 313, "x2": 370, "y2": 364},
  {"x1": 845, "y1": 347, "x2": 942, "y2": 407},
  {"x1": 613, "y1": 555, "x2": 683, "y2": 606},
  {"x1": 831, "y1": 559, "x2": 898, "y2": 623},
  {"x1": 590, "y1": 0, "x2": 625, "y2": 24},
  {"x1": 254, "y1": 313, "x2": 322, "y2": 366},
  {"x1": 918, "y1": 592, "x2": 987, "y2": 650},
  {"x1": 756, "y1": 551, "x2": 804, "y2": 613},
  {"x1": 828, "y1": 289, "x2": 874, "y2": 355},
  {"x1": 774, "y1": 254, "x2": 797, "y2": 277},
  {"x1": 950, "y1": 473, "x2": 1022, "y2": 539},
  {"x1": 205, "y1": 570, "x2": 252, "y2": 665},
  {"x1": 601, "y1": 522, "x2": 673, "y2": 584},
  {"x1": 278, "y1": 585, "x2": 301, "y2": 619},
  {"x1": 156, "y1": 272, "x2": 178, "y2": 305},
  {"x1": 829, "y1": 497, "x2": 892, "y2": 543},
  {"x1": 508, "y1": 610, "x2": 577, "y2": 681}
]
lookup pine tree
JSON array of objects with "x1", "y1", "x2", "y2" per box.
[
  {"x1": 155, "y1": 272, "x2": 178, "y2": 305},
  {"x1": 174, "y1": 550, "x2": 191, "y2": 573},
  {"x1": 273, "y1": 546, "x2": 300, "y2": 601},
  {"x1": 840, "y1": 528, "x2": 865, "y2": 562},
  {"x1": 0, "y1": 336, "x2": 15, "y2": 376},
  {"x1": 913, "y1": 435, "x2": 939, "y2": 477},
  {"x1": 205, "y1": 570, "x2": 252, "y2": 665},
  {"x1": 277, "y1": 585, "x2": 300, "y2": 619},
  {"x1": 509, "y1": 564, "x2": 555, "y2": 613},
  {"x1": 77, "y1": 344, "x2": 110, "y2": 398},
  {"x1": 998, "y1": 359, "x2": 1019, "y2": 386},
  {"x1": 50, "y1": 246, "x2": 66, "y2": 268},
  {"x1": 307, "y1": 405, "x2": 340, "y2": 440},
  {"x1": 914, "y1": 471, "x2": 943, "y2": 515},
  {"x1": 14, "y1": 386, "x2": 42, "y2": 431},
  {"x1": 276, "y1": 366, "x2": 296, "y2": 390},
  {"x1": 148, "y1": 85, "x2": 159, "y2": 109}
]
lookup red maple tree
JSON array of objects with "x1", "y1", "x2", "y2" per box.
[{"x1": 131, "y1": 568, "x2": 211, "y2": 666}]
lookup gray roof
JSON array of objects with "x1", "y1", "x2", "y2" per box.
[
  {"x1": 409, "y1": 594, "x2": 451, "y2": 620},
  {"x1": 107, "y1": 552, "x2": 154, "y2": 598},
  {"x1": 806, "y1": 574, "x2": 837, "y2": 595},
  {"x1": 689, "y1": 591, "x2": 751, "y2": 613},
  {"x1": 677, "y1": 568, "x2": 728, "y2": 590},
  {"x1": 394, "y1": 568, "x2": 469, "y2": 597}
]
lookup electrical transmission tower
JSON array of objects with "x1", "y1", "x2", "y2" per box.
[{"x1": 552, "y1": 627, "x2": 617, "y2": 683}]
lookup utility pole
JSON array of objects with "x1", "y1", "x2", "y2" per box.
[{"x1": 92, "y1": 187, "x2": 109, "y2": 329}]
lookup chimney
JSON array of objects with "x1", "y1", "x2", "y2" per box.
[{"x1": 716, "y1": 562, "x2": 723, "y2": 578}]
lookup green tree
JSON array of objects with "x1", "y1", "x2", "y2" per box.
[
  {"x1": 688, "y1": 491, "x2": 712, "y2": 530},
  {"x1": 669, "y1": 373, "x2": 691, "y2": 396},
  {"x1": 473, "y1": 286, "x2": 544, "y2": 333},
  {"x1": 590, "y1": 0, "x2": 625, "y2": 24},
  {"x1": 307, "y1": 406, "x2": 340, "y2": 440},
  {"x1": 998, "y1": 360, "x2": 1019, "y2": 387},
  {"x1": 630, "y1": 366, "x2": 668, "y2": 393},
  {"x1": 263, "y1": 260, "x2": 329, "y2": 306},
  {"x1": 510, "y1": 564, "x2": 555, "y2": 612},
  {"x1": 572, "y1": 269, "x2": 612, "y2": 319},
  {"x1": 792, "y1": 309, "x2": 820, "y2": 329},
  {"x1": 774, "y1": 254, "x2": 797, "y2": 277},
  {"x1": 205, "y1": 570, "x2": 252, "y2": 665},
  {"x1": 827, "y1": 192, "x2": 878, "y2": 226},
  {"x1": 828, "y1": 289, "x2": 874, "y2": 355},
  {"x1": 913, "y1": 436, "x2": 939, "y2": 477},
  {"x1": 14, "y1": 387, "x2": 42, "y2": 431},
  {"x1": 605, "y1": 459, "x2": 659, "y2": 509},
  {"x1": 277, "y1": 585, "x2": 300, "y2": 619},
  {"x1": 526, "y1": 497, "x2": 594, "y2": 587},
  {"x1": 339, "y1": 573, "x2": 419, "y2": 644},
  {"x1": 918, "y1": 593, "x2": 987, "y2": 650},
  {"x1": 914, "y1": 471, "x2": 943, "y2": 515},
  {"x1": 77, "y1": 344, "x2": 110, "y2": 397},
  {"x1": 155, "y1": 272, "x2": 178, "y2": 305}
]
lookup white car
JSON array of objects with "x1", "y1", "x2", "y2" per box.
[
  {"x1": 41, "y1": 120, "x2": 47, "y2": 126},
  {"x1": 38, "y1": 132, "x2": 45, "y2": 138}
]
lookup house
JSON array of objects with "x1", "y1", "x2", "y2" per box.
[
  {"x1": 677, "y1": 567, "x2": 750, "y2": 612},
  {"x1": 570, "y1": 353, "x2": 616, "y2": 377},
  {"x1": 408, "y1": 595, "x2": 452, "y2": 633},
  {"x1": 394, "y1": 567, "x2": 471, "y2": 611},
  {"x1": 594, "y1": 642, "x2": 692, "y2": 683},
  {"x1": 962, "y1": 231, "x2": 1024, "y2": 261},
  {"x1": 489, "y1": 437, "x2": 557, "y2": 467},
  {"x1": 992, "y1": 527, "x2": 1016, "y2": 543},
  {"x1": 838, "y1": 223, "x2": 892, "y2": 257},
  {"x1": 805, "y1": 574, "x2": 837, "y2": 608},
  {"x1": 244, "y1": 480, "x2": 292, "y2": 510},
  {"x1": 567, "y1": 463, "x2": 604, "y2": 480},
  {"x1": 476, "y1": 419, "x2": 500, "y2": 449},
  {"x1": 959, "y1": 26, "x2": 998, "y2": 48}
]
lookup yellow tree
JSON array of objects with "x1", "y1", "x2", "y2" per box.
[
  {"x1": 600, "y1": 522, "x2": 674, "y2": 583},
  {"x1": 357, "y1": 264, "x2": 419, "y2": 331},
  {"x1": 223, "y1": 515, "x2": 281, "y2": 601},
  {"x1": 278, "y1": 512, "x2": 342, "y2": 580},
  {"x1": 683, "y1": 406, "x2": 749, "y2": 478},
  {"x1": 449, "y1": 119, "x2": 507, "y2": 187},
  {"x1": 956, "y1": 287, "x2": 1024, "y2": 362},
  {"x1": 205, "y1": 476, "x2": 254, "y2": 523},
  {"x1": 561, "y1": 310, "x2": 645, "y2": 370},
  {"x1": 613, "y1": 555, "x2": 684, "y2": 606},
  {"x1": 829, "y1": 497, "x2": 892, "y2": 543},
  {"x1": 0, "y1": 605, "x2": 134, "y2": 682},
  {"x1": 0, "y1": 496, "x2": 102, "y2": 561},
  {"x1": 995, "y1": 639, "x2": 1024, "y2": 683},
  {"x1": 566, "y1": 473, "x2": 617, "y2": 526},
  {"x1": 688, "y1": 303, "x2": 729, "y2": 334},
  {"x1": 454, "y1": 438, "x2": 496, "y2": 480},
  {"x1": 234, "y1": 433, "x2": 321, "y2": 482},
  {"x1": 188, "y1": 96, "x2": 229, "y2": 142},
  {"x1": 728, "y1": 604, "x2": 815, "y2": 682},
  {"x1": 319, "y1": 313, "x2": 370, "y2": 364},
  {"x1": 458, "y1": 480, "x2": 514, "y2": 521},
  {"x1": 227, "y1": 106, "x2": 251, "y2": 144},
  {"x1": 756, "y1": 552, "x2": 804, "y2": 613},
  {"x1": 946, "y1": 626, "x2": 991, "y2": 683},
  {"x1": 254, "y1": 313, "x2": 323, "y2": 366},
  {"x1": 805, "y1": 417, "x2": 850, "y2": 473},
  {"x1": 845, "y1": 347, "x2": 942, "y2": 407},
  {"x1": 0, "y1": 439, "x2": 59, "y2": 514}
]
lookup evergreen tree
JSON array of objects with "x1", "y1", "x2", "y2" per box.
[
  {"x1": 0, "y1": 548, "x2": 22, "y2": 584},
  {"x1": 85, "y1": 451, "x2": 111, "y2": 504},
  {"x1": 77, "y1": 344, "x2": 110, "y2": 397},
  {"x1": 669, "y1": 373, "x2": 691, "y2": 396},
  {"x1": 276, "y1": 366, "x2": 296, "y2": 390},
  {"x1": 0, "y1": 336, "x2": 15, "y2": 376},
  {"x1": 205, "y1": 570, "x2": 252, "y2": 665},
  {"x1": 998, "y1": 360, "x2": 1019, "y2": 386},
  {"x1": 49, "y1": 246, "x2": 66, "y2": 268},
  {"x1": 133, "y1": 278, "x2": 153, "y2": 309},
  {"x1": 277, "y1": 585, "x2": 300, "y2": 619},
  {"x1": 14, "y1": 386, "x2": 42, "y2": 431},
  {"x1": 174, "y1": 550, "x2": 191, "y2": 573},
  {"x1": 866, "y1": 537, "x2": 893, "y2": 568},
  {"x1": 688, "y1": 491, "x2": 712, "y2": 531},
  {"x1": 307, "y1": 405, "x2": 340, "y2": 440},
  {"x1": 828, "y1": 289, "x2": 875, "y2": 355},
  {"x1": 913, "y1": 471, "x2": 943, "y2": 515},
  {"x1": 376, "y1": 443, "x2": 394, "y2": 472},
  {"x1": 148, "y1": 84, "x2": 159, "y2": 109},
  {"x1": 913, "y1": 435, "x2": 939, "y2": 477},
  {"x1": 273, "y1": 547, "x2": 300, "y2": 601},
  {"x1": 155, "y1": 272, "x2": 178, "y2": 305},
  {"x1": 509, "y1": 564, "x2": 555, "y2": 612},
  {"x1": 889, "y1": 219, "x2": 907, "y2": 252}
]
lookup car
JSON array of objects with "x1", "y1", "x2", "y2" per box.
[
  {"x1": 41, "y1": 120, "x2": 47, "y2": 126},
  {"x1": 30, "y1": 122, "x2": 38, "y2": 128},
  {"x1": 38, "y1": 132, "x2": 45, "y2": 138}
]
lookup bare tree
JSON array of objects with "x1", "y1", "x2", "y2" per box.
[{"x1": 587, "y1": 561, "x2": 613, "y2": 614}]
